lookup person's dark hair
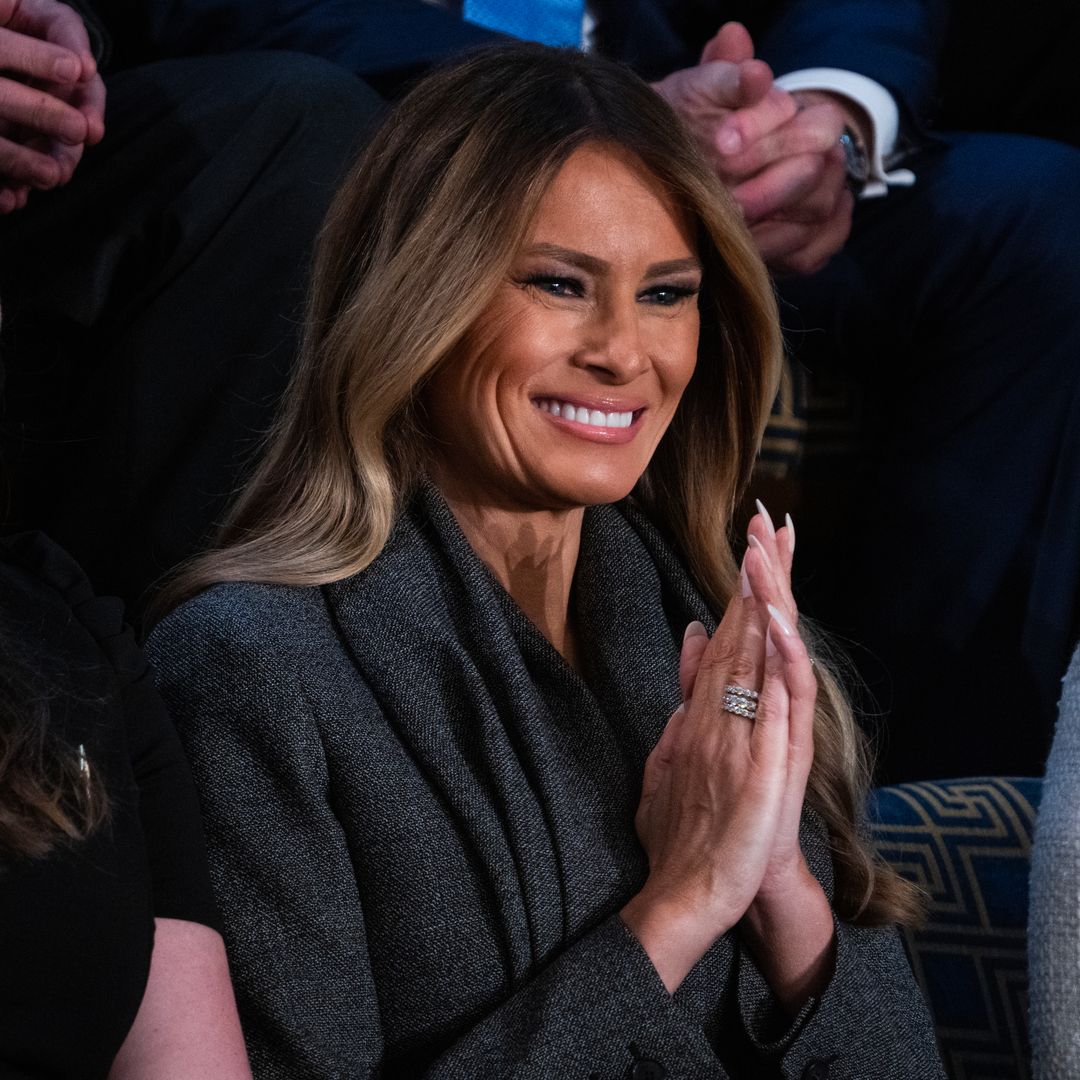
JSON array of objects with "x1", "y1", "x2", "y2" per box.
[
  {"x1": 161, "y1": 43, "x2": 921, "y2": 925},
  {"x1": 0, "y1": 624, "x2": 109, "y2": 860}
]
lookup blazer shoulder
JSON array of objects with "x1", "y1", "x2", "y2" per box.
[{"x1": 147, "y1": 580, "x2": 337, "y2": 673}]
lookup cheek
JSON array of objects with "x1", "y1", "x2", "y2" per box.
[
  {"x1": 655, "y1": 321, "x2": 700, "y2": 400},
  {"x1": 473, "y1": 307, "x2": 566, "y2": 392}
]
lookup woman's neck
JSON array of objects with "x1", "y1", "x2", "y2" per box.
[{"x1": 437, "y1": 488, "x2": 584, "y2": 669}]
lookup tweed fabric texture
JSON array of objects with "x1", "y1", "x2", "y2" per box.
[
  {"x1": 1029, "y1": 646, "x2": 1080, "y2": 1080},
  {"x1": 148, "y1": 487, "x2": 944, "y2": 1079}
]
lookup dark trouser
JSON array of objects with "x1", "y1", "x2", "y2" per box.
[
  {"x1": 0, "y1": 51, "x2": 383, "y2": 615},
  {"x1": 785, "y1": 132, "x2": 1080, "y2": 782}
]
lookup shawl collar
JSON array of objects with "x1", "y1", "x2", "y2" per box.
[{"x1": 323, "y1": 486, "x2": 716, "y2": 984}]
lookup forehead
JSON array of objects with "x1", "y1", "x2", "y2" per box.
[{"x1": 526, "y1": 143, "x2": 697, "y2": 262}]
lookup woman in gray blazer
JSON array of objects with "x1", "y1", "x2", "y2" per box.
[{"x1": 148, "y1": 43, "x2": 944, "y2": 1080}]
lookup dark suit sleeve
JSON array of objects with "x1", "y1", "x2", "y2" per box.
[
  {"x1": 90, "y1": 0, "x2": 502, "y2": 85},
  {"x1": 747, "y1": 0, "x2": 952, "y2": 127}
]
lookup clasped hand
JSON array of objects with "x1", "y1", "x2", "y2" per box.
[
  {"x1": 622, "y1": 507, "x2": 833, "y2": 1002},
  {"x1": 652, "y1": 21, "x2": 855, "y2": 277},
  {"x1": 0, "y1": 0, "x2": 106, "y2": 213}
]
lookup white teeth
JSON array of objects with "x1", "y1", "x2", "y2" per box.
[{"x1": 537, "y1": 399, "x2": 634, "y2": 429}]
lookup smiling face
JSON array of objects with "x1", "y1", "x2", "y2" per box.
[{"x1": 424, "y1": 142, "x2": 702, "y2": 514}]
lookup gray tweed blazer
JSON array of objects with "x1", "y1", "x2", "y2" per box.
[
  {"x1": 147, "y1": 488, "x2": 945, "y2": 1080},
  {"x1": 1029, "y1": 644, "x2": 1080, "y2": 1080}
]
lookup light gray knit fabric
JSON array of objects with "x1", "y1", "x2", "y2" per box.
[
  {"x1": 1030, "y1": 644, "x2": 1080, "y2": 1079},
  {"x1": 147, "y1": 487, "x2": 945, "y2": 1079}
]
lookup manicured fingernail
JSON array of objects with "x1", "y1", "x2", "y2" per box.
[
  {"x1": 747, "y1": 534, "x2": 768, "y2": 559},
  {"x1": 754, "y1": 499, "x2": 776, "y2": 537},
  {"x1": 785, "y1": 512, "x2": 796, "y2": 551},
  {"x1": 765, "y1": 623, "x2": 778, "y2": 657},
  {"x1": 717, "y1": 127, "x2": 742, "y2": 155},
  {"x1": 53, "y1": 56, "x2": 80, "y2": 81},
  {"x1": 740, "y1": 561, "x2": 751, "y2": 598},
  {"x1": 683, "y1": 620, "x2": 707, "y2": 642},
  {"x1": 767, "y1": 603, "x2": 795, "y2": 638}
]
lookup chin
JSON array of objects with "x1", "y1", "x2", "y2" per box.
[{"x1": 541, "y1": 467, "x2": 642, "y2": 509}]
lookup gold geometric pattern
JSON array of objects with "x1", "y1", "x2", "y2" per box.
[
  {"x1": 758, "y1": 356, "x2": 867, "y2": 479},
  {"x1": 868, "y1": 778, "x2": 1041, "y2": 1080}
]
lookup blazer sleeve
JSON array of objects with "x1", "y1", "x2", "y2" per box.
[
  {"x1": 731, "y1": 811, "x2": 946, "y2": 1079},
  {"x1": 147, "y1": 594, "x2": 384, "y2": 1077}
]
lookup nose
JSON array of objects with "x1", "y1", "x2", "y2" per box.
[{"x1": 572, "y1": 293, "x2": 647, "y2": 382}]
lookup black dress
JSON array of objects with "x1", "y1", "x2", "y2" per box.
[{"x1": 0, "y1": 533, "x2": 219, "y2": 1080}]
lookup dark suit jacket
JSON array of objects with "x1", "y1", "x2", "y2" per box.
[
  {"x1": 92, "y1": 0, "x2": 951, "y2": 124},
  {"x1": 147, "y1": 488, "x2": 945, "y2": 1079}
]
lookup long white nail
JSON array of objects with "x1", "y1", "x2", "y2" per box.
[
  {"x1": 755, "y1": 499, "x2": 776, "y2": 538},
  {"x1": 767, "y1": 603, "x2": 795, "y2": 638},
  {"x1": 683, "y1": 620, "x2": 707, "y2": 642},
  {"x1": 740, "y1": 560, "x2": 752, "y2": 597},
  {"x1": 785, "y1": 512, "x2": 796, "y2": 552},
  {"x1": 747, "y1": 534, "x2": 768, "y2": 559}
]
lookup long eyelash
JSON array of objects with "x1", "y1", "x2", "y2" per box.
[
  {"x1": 644, "y1": 284, "x2": 701, "y2": 302},
  {"x1": 518, "y1": 273, "x2": 584, "y2": 291},
  {"x1": 656, "y1": 284, "x2": 700, "y2": 296}
]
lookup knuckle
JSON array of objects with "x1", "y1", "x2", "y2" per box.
[
  {"x1": 700, "y1": 634, "x2": 739, "y2": 675},
  {"x1": 30, "y1": 90, "x2": 59, "y2": 129},
  {"x1": 784, "y1": 249, "x2": 818, "y2": 277},
  {"x1": 755, "y1": 682, "x2": 782, "y2": 712},
  {"x1": 790, "y1": 252, "x2": 820, "y2": 278},
  {"x1": 773, "y1": 89, "x2": 798, "y2": 122},
  {"x1": 801, "y1": 154, "x2": 826, "y2": 184}
]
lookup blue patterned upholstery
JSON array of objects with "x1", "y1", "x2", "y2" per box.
[
  {"x1": 868, "y1": 777, "x2": 1042, "y2": 1080},
  {"x1": 758, "y1": 356, "x2": 869, "y2": 480}
]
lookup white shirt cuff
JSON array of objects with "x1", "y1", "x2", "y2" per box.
[{"x1": 774, "y1": 67, "x2": 916, "y2": 198}]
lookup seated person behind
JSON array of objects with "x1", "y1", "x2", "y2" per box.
[
  {"x1": 0, "y1": 530, "x2": 250, "y2": 1077},
  {"x1": 147, "y1": 43, "x2": 944, "y2": 1079}
]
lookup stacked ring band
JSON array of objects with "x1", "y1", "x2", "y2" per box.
[
  {"x1": 723, "y1": 684, "x2": 759, "y2": 701},
  {"x1": 722, "y1": 683, "x2": 759, "y2": 719}
]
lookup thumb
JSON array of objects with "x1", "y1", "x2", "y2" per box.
[
  {"x1": 700, "y1": 21, "x2": 755, "y2": 65},
  {"x1": 679, "y1": 620, "x2": 709, "y2": 702},
  {"x1": 641, "y1": 702, "x2": 688, "y2": 802}
]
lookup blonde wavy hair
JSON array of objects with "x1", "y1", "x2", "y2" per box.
[{"x1": 161, "y1": 43, "x2": 920, "y2": 926}]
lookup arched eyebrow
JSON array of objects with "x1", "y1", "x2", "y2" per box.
[{"x1": 525, "y1": 243, "x2": 701, "y2": 278}]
